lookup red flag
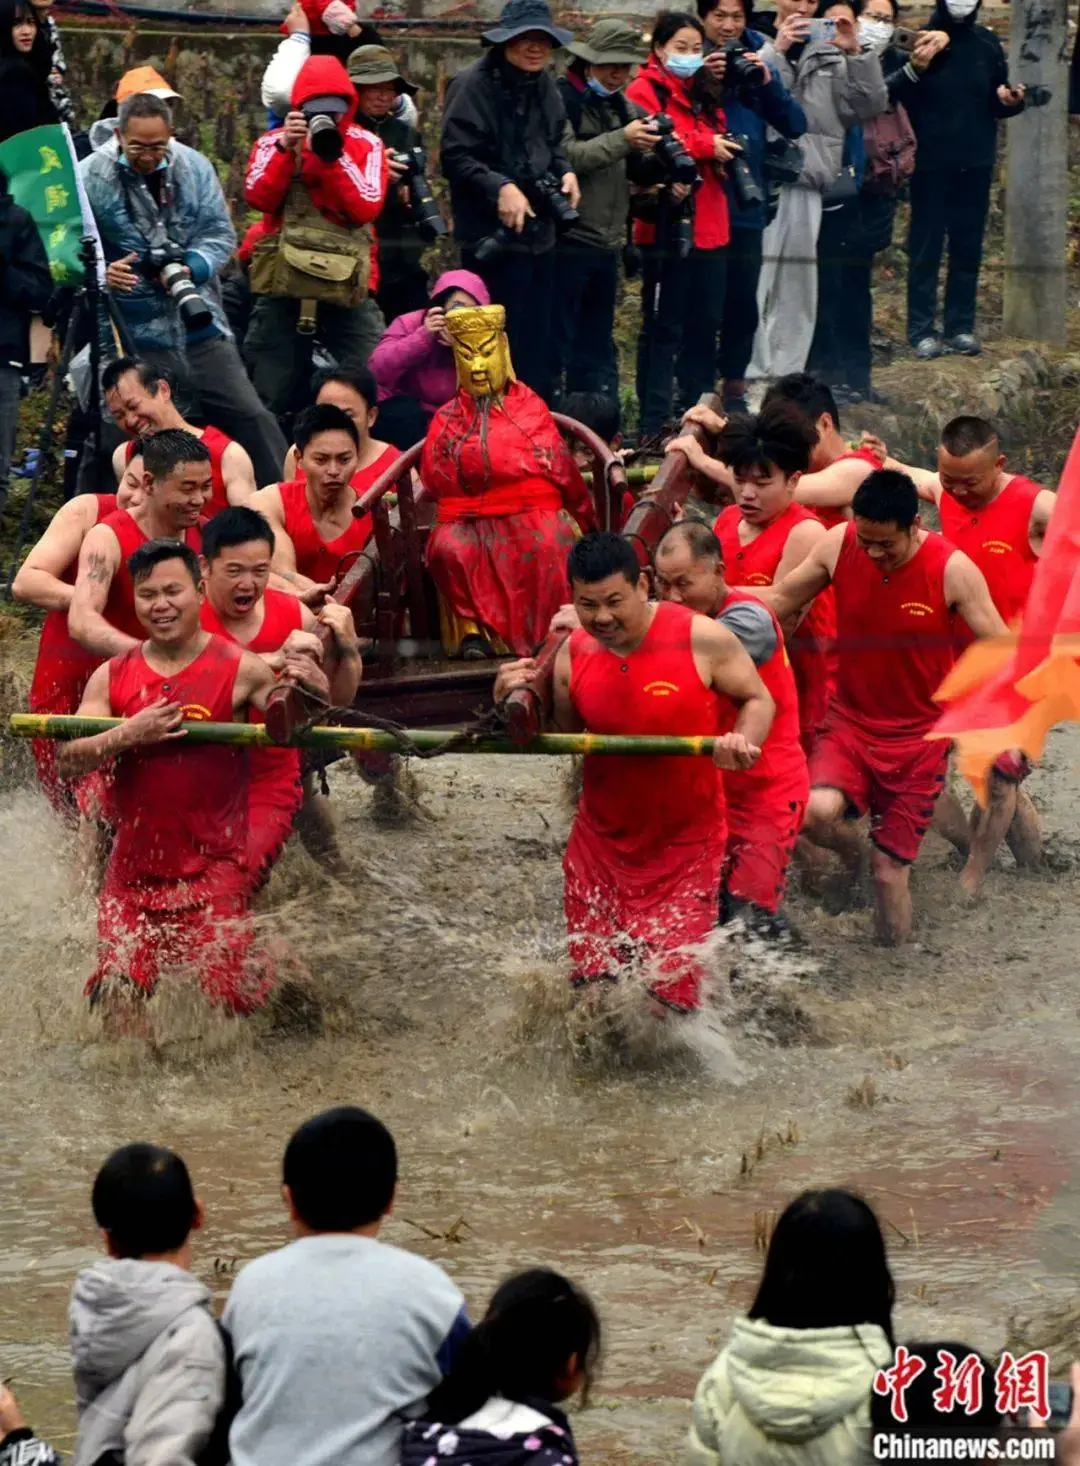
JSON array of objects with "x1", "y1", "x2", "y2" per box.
[{"x1": 931, "y1": 426, "x2": 1080, "y2": 801}]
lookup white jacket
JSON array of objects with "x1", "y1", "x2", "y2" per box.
[{"x1": 686, "y1": 1317, "x2": 892, "y2": 1466}]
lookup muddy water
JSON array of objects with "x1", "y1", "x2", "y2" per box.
[{"x1": 3, "y1": 716, "x2": 1080, "y2": 1463}]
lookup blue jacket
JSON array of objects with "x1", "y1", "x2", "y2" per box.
[
  {"x1": 715, "y1": 28, "x2": 807, "y2": 230},
  {"x1": 79, "y1": 133, "x2": 237, "y2": 351}
]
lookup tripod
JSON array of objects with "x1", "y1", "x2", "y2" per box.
[{"x1": 2, "y1": 235, "x2": 134, "y2": 596}]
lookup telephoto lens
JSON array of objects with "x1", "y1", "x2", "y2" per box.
[{"x1": 158, "y1": 262, "x2": 213, "y2": 332}]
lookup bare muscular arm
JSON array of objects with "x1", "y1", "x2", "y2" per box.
[
  {"x1": 774, "y1": 516, "x2": 825, "y2": 583},
  {"x1": 68, "y1": 524, "x2": 140, "y2": 659},
  {"x1": 794, "y1": 456, "x2": 874, "y2": 512},
  {"x1": 223, "y1": 442, "x2": 257, "y2": 505},
  {"x1": 1030, "y1": 488, "x2": 1056, "y2": 555},
  {"x1": 55, "y1": 667, "x2": 184, "y2": 777},
  {"x1": 11, "y1": 496, "x2": 101, "y2": 611},
  {"x1": 945, "y1": 551, "x2": 1009, "y2": 639},
  {"x1": 759, "y1": 526, "x2": 843, "y2": 621}
]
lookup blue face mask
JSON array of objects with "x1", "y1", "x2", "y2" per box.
[
  {"x1": 587, "y1": 75, "x2": 619, "y2": 96},
  {"x1": 664, "y1": 51, "x2": 704, "y2": 78}
]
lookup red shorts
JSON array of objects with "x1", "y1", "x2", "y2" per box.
[
  {"x1": 247, "y1": 751, "x2": 303, "y2": 893},
  {"x1": 722, "y1": 777, "x2": 808, "y2": 914},
  {"x1": 563, "y1": 813, "x2": 726, "y2": 1014},
  {"x1": 809, "y1": 713, "x2": 949, "y2": 865},
  {"x1": 89, "y1": 858, "x2": 269, "y2": 1014}
]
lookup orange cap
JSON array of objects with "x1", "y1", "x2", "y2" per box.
[{"x1": 115, "y1": 66, "x2": 182, "y2": 103}]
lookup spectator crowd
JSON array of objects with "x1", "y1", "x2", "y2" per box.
[
  {"x1": 0, "y1": 0, "x2": 1032, "y2": 508},
  {"x1": 1, "y1": 1110, "x2": 1077, "y2": 1466}
]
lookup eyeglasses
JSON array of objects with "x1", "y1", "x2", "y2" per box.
[{"x1": 124, "y1": 140, "x2": 170, "y2": 155}]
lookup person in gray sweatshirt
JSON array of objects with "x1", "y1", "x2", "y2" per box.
[
  {"x1": 222, "y1": 1105, "x2": 470, "y2": 1466},
  {"x1": 69, "y1": 1143, "x2": 226, "y2": 1466}
]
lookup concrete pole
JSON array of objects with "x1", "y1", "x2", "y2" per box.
[{"x1": 1003, "y1": 0, "x2": 1070, "y2": 343}]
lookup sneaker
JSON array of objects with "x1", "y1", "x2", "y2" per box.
[
  {"x1": 913, "y1": 336, "x2": 943, "y2": 360},
  {"x1": 857, "y1": 385, "x2": 890, "y2": 406},
  {"x1": 944, "y1": 333, "x2": 982, "y2": 356}
]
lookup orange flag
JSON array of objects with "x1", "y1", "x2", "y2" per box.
[{"x1": 930, "y1": 426, "x2": 1080, "y2": 802}]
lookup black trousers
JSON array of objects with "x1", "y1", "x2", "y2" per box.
[
  {"x1": 906, "y1": 166, "x2": 993, "y2": 345},
  {"x1": 551, "y1": 240, "x2": 619, "y2": 399},
  {"x1": 377, "y1": 395, "x2": 430, "y2": 451},
  {"x1": 463, "y1": 245, "x2": 557, "y2": 403},
  {"x1": 637, "y1": 244, "x2": 726, "y2": 436},
  {"x1": 716, "y1": 228, "x2": 763, "y2": 384},
  {"x1": 809, "y1": 193, "x2": 900, "y2": 394}
]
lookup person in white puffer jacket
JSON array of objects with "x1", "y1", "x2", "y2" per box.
[{"x1": 687, "y1": 1188, "x2": 895, "y2": 1466}]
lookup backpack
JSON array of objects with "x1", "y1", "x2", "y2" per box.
[{"x1": 861, "y1": 102, "x2": 916, "y2": 195}]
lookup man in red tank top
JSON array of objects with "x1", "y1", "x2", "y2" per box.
[
  {"x1": 281, "y1": 366, "x2": 399, "y2": 495},
  {"x1": 199, "y1": 506, "x2": 363, "y2": 891},
  {"x1": 69, "y1": 429, "x2": 212, "y2": 661},
  {"x1": 495, "y1": 533, "x2": 775, "y2": 1015},
  {"x1": 908, "y1": 414, "x2": 1052, "y2": 897},
  {"x1": 57, "y1": 540, "x2": 329, "y2": 1022},
  {"x1": 249, "y1": 405, "x2": 380, "y2": 605},
  {"x1": 765, "y1": 471, "x2": 1007, "y2": 944},
  {"x1": 11, "y1": 469, "x2": 140, "y2": 815},
  {"x1": 103, "y1": 357, "x2": 256, "y2": 516},
  {"x1": 676, "y1": 374, "x2": 889, "y2": 533},
  {"x1": 653, "y1": 521, "x2": 809, "y2": 932}
]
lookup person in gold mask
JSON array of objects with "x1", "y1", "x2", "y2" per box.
[{"x1": 420, "y1": 303, "x2": 598, "y2": 658}]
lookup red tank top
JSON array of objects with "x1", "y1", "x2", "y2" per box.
[
  {"x1": 832, "y1": 524, "x2": 957, "y2": 737},
  {"x1": 715, "y1": 588, "x2": 807, "y2": 791},
  {"x1": 278, "y1": 461, "x2": 388, "y2": 585},
  {"x1": 100, "y1": 509, "x2": 204, "y2": 642},
  {"x1": 200, "y1": 589, "x2": 305, "y2": 790},
  {"x1": 938, "y1": 475, "x2": 1041, "y2": 626},
  {"x1": 107, "y1": 635, "x2": 247, "y2": 886},
  {"x1": 30, "y1": 493, "x2": 117, "y2": 712},
  {"x1": 716, "y1": 501, "x2": 836, "y2": 649},
  {"x1": 295, "y1": 442, "x2": 399, "y2": 495},
  {"x1": 569, "y1": 600, "x2": 725, "y2": 857},
  {"x1": 124, "y1": 424, "x2": 233, "y2": 518}
]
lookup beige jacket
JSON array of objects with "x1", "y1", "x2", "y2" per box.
[{"x1": 686, "y1": 1317, "x2": 893, "y2": 1466}]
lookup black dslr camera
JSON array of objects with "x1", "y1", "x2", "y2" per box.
[
  {"x1": 141, "y1": 243, "x2": 213, "y2": 332},
  {"x1": 722, "y1": 39, "x2": 766, "y2": 89},
  {"x1": 390, "y1": 146, "x2": 448, "y2": 241},
  {"x1": 301, "y1": 100, "x2": 348, "y2": 162},
  {"x1": 651, "y1": 113, "x2": 698, "y2": 185},
  {"x1": 472, "y1": 171, "x2": 580, "y2": 266},
  {"x1": 724, "y1": 133, "x2": 765, "y2": 210}
]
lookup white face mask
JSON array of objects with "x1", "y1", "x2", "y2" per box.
[
  {"x1": 944, "y1": 0, "x2": 979, "y2": 18},
  {"x1": 858, "y1": 15, "x2": 894, "y2": 51}
]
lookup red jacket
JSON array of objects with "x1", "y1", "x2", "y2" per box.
[
  {"x1": 244, "y1": 55, "x2": 388, "y2": 234},
  {"x1": 626, "y1": 54, "x2": 730, "y2": 251}
]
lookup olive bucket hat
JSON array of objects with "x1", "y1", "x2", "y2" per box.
[
  {"x1": 347, "y1": 44, "x2": 419, "y2": 95},
  {"x1": 566, "y1": 19, "x2": 648, "y2": 65},
  {"x1": 481, "y1": 0, "x2": 574, "y2": 48}
]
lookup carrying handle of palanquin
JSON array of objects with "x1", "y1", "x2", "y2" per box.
[
  {"x1": 263, "y1": 443, "x2": 426, "y2": 745},
  {"x1": 621, "y1": 392, "x2": 725, "y2": 570}
]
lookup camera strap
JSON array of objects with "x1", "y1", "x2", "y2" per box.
[{"x1": 117, "y1": 156, "x2": 174, "y2": 250}]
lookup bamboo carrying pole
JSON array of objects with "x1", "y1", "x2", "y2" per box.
[{"x1": 8, "y1": 714, "x2": 721, "y2": 758}]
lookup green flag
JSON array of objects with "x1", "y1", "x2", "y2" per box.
[{"x1": 0, "y1": 123, "x2": 94, "y2": 286}]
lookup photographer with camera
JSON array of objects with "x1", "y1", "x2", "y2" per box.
[
  {"x1": 746, "y1": 0, "x2": 886, "y2": 384},
  {"x1": 80, "y1": 92, "x2": 288, "y2": 487},
  {"x1": 891, "y1": 0, "x2": 1025, "y2": 359},
  {"x1": 346, "y1": 44, "x2": 441, "y2": 325},
  {"x1": 553, "y1": 21, "x2": 657, "y2": 401},
  {"x1": 439, "y1": 0, "x2": 580, "y2": 405},
  {"x1": 698, "y1": 0, "x2": 806, "y2": 415},
  {"x1": 243, "y1": 52, "x2": 389, "y2": 424},
  {"x1": 627, "y1": 10, "x2": 740, "y2": 437}
]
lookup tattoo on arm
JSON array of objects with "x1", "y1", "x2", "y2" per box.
[{"x1": 86, "y1": 551, "x2": 112, "y2": 586}]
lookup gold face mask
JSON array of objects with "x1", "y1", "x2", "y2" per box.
[{"x1": 445, "y1": 305, "x2": 516, "y2": 398}]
